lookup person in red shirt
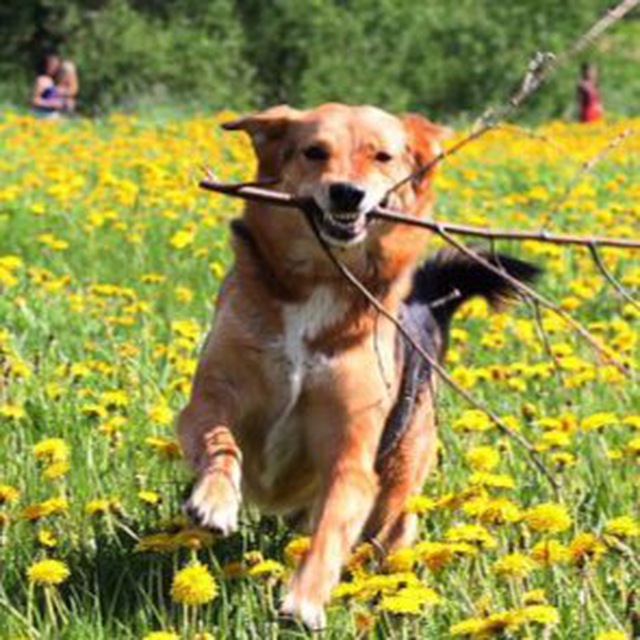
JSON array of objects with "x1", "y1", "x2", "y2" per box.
[{"x1": 577, "y1": 62, "x2": 604, "y2": 123}]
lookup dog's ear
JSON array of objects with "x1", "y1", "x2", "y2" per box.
[
  {"x1": 402, "y1": 114, "x2": 452, "y2": 194},
  {"x1": 223, "y1": 105, "x2": 302, "y2": 180}
]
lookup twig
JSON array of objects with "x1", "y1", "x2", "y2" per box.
[
  {"x1": 540, "y1": 128, "x2": 635, "y2": 229},
  {"x1": 588, "y1": 244, "x2": 640, "y2": 311},
  {"x1": 384, "y1": 0, "x2": 639, "y2": 196},
  {"x1": 199, "y1": 178, "x2": 640, "y2": 250},
  {"x1": 299, "y1": 202, "x2": 560, "y2": 495},
  {"x1": 433, "y1": 228, "x2": 632, "y2": 376}
]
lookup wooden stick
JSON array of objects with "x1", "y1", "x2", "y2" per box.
[{"x1": 199, "y1": 178, "x2": 640, "y2": 250}]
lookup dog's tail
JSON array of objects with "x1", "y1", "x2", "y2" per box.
[{"x1": 408, "y1": 248, "x2": 541, "y2": 357}]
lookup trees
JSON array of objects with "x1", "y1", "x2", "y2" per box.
[{"x1": 0, "y1": 0, "x2": 635, "y2": 118}]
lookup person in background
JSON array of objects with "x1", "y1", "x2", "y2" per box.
[
  {"x1": 577, "y1": 62, "x2": 604, "y2": 123},
  {"x1": 57, "y1": 61, "x2": 79, "y2": 113},
  {"x1": 31, "y1": 51, "x2": 79, "y2": 116}
]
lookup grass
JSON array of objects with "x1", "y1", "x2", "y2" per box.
[{"x1": 0, "y1": 110, "x2": 638, "y2": 639}]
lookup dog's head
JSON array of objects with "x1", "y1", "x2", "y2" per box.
[{"x1": 223, "y1": 104, "x2": 449, "y2": 248}]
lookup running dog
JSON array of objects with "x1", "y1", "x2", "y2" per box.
[{"x1": 178, "y1": 103, "x2": 538, "y2": 629}]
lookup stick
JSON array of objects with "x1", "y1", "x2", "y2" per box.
[{"x1": 199, "y1": 178, "x2": 640, "y2": 250}]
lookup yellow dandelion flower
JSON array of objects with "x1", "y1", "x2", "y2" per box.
[
  {"x1": 604, "y1": 516, "x2": 640, "y2": 538},
  {"x1": 568, "y1": 532, "x2": 606, "y2": 565},
  {"x1": 142, "y1": 632, "x2": 180, "y2": 640},
  {"x1": 522, "y1": 589, "x2": 547, "y2": 605},
  {"x1": 138, "y1": 490, "x2": 162, "y2": 506},
  {"x1": 595, "y1": 631, "x2": 628, "y2": 640},
  {"x1": 171, "y1": 562, "x2": 217, "y2": 606},
  {"x1": 22, "y1": 497, "x2": 69, "y2": 521},
  {"x1": 85, "y1": 498, "x2": 121, "y2": 517},
  {"x1": 27, "y1": 559, "x2": 70, "y2": 586},
  {"x1": 465, "y1": 446, "x2": 500, "y2": 472},
  {"x1": 384, "y1": 548, "x2": 416, "y2": 573},
  {"x1": 37, "y1": 528, "x2": 58, "y2": 548},
  {"x1": 524, "y1": 503, "x2": 572, "y2": 534},
  {"x1": 247, "y1": 559, "x2": 286, "y2": 579},
  {"x1": 405, "y1": 495, "x2": 437, "y2": 514},
  {"x1": 468, "y1": 472, "x2": 515, "y2": 489},
  {"x1": 145, "y1": 436, "x2": 182, "y2": 460},
  {"x1": 519, "y1": 604, "x2": 559, "y2": 626},
  {"x1": 462, "y1": 496, "x2": 522, "y2": 525},
  {"x1": 445, "y1": 524, "x2": 497, "y2": 549},
  {"x1": 379, "y1": 586, "x2": 441, "y2": 615},
  {"x1": 493, "y1": 553, "x2": 537, "y2": 579},
  {"x1": 42, "y1": 460, "x2": 70, "y2": 480},
  {"x1": 415, "y1": 541, "x2": 477, "y2": 571},
  {"x1": 581, "y1": 412, "x2": 617, "y2": 431},
  {"x1": 530, "y1": 539, "x2": 570, "y2": 566},
  {"x1": 0, "y1": 484, "x2": 20, "y2": 504},
  {"x1": 452, "y1": 410, "x2": 492, "y2": 432},
  {"x1": 284, "y1": 536, "x2": 311, "y2": 565},
  {"x1": 33, "y1": 438, "x2": 69, "y2": 463}
]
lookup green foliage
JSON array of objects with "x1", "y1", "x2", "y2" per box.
[{"x1": 0, "y1": 0, "x2": 637, "y2": 117}]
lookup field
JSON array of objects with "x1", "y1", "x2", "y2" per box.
[{"x1": 0, "y1": 111, "x2": 638, "y2": 640}]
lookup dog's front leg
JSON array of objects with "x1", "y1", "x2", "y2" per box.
[
  {"x1": 177, "y1": 387, "x2": 242, "y2": 535},
  {"x1": 281, "y1": 444, "x2": 379, "y2": 629}
]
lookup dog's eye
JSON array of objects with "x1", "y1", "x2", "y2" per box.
[
  {"x1": 303, "y1": 145, "x2": 330, "y2": 161},
  {"x1": 375, "y1": 150, "x2": 393, "y2": 163}
]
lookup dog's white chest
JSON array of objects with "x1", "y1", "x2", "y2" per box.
[{"x1": 261, "y1": 287, "x2": 346, "y2": 488}]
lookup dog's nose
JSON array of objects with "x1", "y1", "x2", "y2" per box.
[{"x1": 328, "y1": 182, "x2": 366, "y2": 212}]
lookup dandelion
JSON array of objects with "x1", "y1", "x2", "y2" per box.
[
  {"x1": 530, "y1": 539, "x2": 570, "y2": 566},
  {"x1": 284, "y1": 536, "x2": 310, "y2": 565},
  {"x1": 493, "y1": 553, "x2": 537, "y2": 579},
  {"x1": 142, "y1": 632, "x2": 180, "y2": 640},
  {"x1": 33, "y1": 438, "x2": 70, "y2": 463},
  {"x1": 247, "y1": 559, "x2": 286, "y2": 580},
  {"x1": 138, "y1": 490, "x2": 162, "y2": 506},
  {"x1": 465, "y1": 446, "x2": 500, "y2": 472},
  {"x1": 405, "y1": 495, "x2": 437, "y2": 514},
  {"x1": 445, "y1": 524, "x2": 497, "y2": 549},
  {"x1": 524, "y1": 503, "x2": 572, "y2": 534},
  {"x1": 23, "y1": 497, "x2": 69, "y2": 521},
  {"x1": 604, "y1": 515, "x2": 640, "y2": 538},
  {"x1": 171, "y1": 562, "x2": 217, "y2": 606},
  {"x1": 452, "y1": 410, "x2": 492, "y2": 432},
  {"x1": 37, "y1": 528, "x2": 58, "y2": 548},
  {"x1": 0, "y1": 484, "x2": 20, "y2": 504},
  {"x1": 581, "y1": 412, "x2": 617, "y2": 431},
  {"x1": 568, "y1": 532, "x2": 606, "y2": 565},
  {"x1": 595, "y1": 631, "x2": 628, "y2": 640},
  {"x1": 145, "y1": 436, "x2": 182, "y2": 459},
  {"x1": 27, "y1": 559, "x2": 70, "y2": 586},
  {"x1": 379, "y1": 586, "x2": 441, "y2": 615}
]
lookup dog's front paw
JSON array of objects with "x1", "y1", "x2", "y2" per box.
[
  {"x1": 280, "y1": 591, "x2": 327, "y2": 631},
  {"x1": 184, "y1": 472, "x2": 240, "y2": 536}
]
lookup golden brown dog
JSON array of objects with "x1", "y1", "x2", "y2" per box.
[{"x1": 177, "y1": 103, "x2": 538, "y2": 628}]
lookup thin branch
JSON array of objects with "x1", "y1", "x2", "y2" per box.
[
  {"x1": 588, "y1": 244, "x2": 640, "y2": 311},
  {"x1": 433, "y1": 228, "x2": 631, "y2": 376},
  {"x1": 298, "y1": 203, "x2": 560, "y2": 495},
  {"x1": 199, "y1": 177, "x2": 640, "y2": 250},
  {"x1": 384, "y1": 0, "x2": 638, "y2": 196},
  {"x1": 540, "y1": 128, "x2": 635, "y2": 229}
]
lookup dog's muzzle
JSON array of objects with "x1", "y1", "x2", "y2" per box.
[{"x1": 313, "y1": 181, "x2": 388, "y2": 247}]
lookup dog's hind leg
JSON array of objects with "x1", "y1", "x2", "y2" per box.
[
  {"x1": 177, "y1": 387, "x2": 242, "y2": 536},
  {"x1": 364, "y1": 390, "x2": 438, "y2": 552}
]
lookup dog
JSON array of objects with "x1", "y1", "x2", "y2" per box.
[{"x1": 177, "y1": 103, "x2": 539, "y2": 629}]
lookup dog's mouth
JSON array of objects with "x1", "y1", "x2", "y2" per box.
[{"x1": 314, "y1": 196, "x2": 390, "y2": 247}]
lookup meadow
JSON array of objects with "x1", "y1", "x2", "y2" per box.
[{"x1": 0, "y1": 111, "x2": 638, "y2": 639}]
